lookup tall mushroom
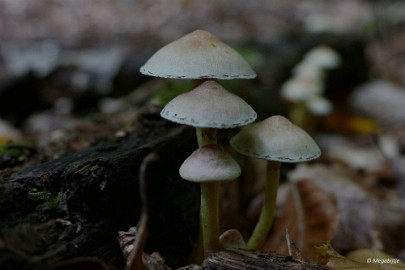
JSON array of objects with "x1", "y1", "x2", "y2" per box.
[
  {"x1": 180, "y1": 144, "x2": 241, "y2": 257},
  {"x1": 230, "y1": 115, "x2": 321, "y2": 250},
  {"x1": 139, "y1": 29, "x2": 257, "y2": 259},
  {"x1": 161, "y1": 80, "x2": 255, "y2": 256}
]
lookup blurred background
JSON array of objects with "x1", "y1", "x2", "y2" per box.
[{"x1": 1, "y1": 0, "x2": 404, "y2": 134}]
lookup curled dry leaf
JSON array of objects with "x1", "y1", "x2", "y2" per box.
[
  {"x1": 288, "y1": 163, "x2": 405, "y2": 256},
  {"x1": 262, "y1": 179, "x2": 338, "y2": 260}
]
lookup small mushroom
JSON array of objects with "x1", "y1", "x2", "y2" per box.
[
  {"x1": 280, "y1": 77, "x2": 324, "y2": 128},
  {"x1": 180, "y1": 144, "x2": 241, "y2": 257},
  {"x1": 140, "y1": 29, "x2": 256, "y2": 80},
  {"x1": 306, "y1": 95, "x2": 333, "y2": 116},
  {"x1": 230, "y1": 115, "x2": 321, "y2": 250},
  {"x1": 302, "y1": 45, "x2": 341, "y2": 70},
  {"x1": 219, "y1": 229, "x2": 246, "y2": 250}
]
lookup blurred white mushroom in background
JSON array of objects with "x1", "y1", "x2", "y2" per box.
[{"x1": 350, "y1": 79, "x2": 405, "y2": 125}]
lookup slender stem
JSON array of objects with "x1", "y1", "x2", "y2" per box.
[
  {"x1": 196, "y1": 127, "x2": 217, "y2": 147},
  {"x1": 195, "y1": 127, "x2": 219, "y2": 259},
  {"x1": 201, "y1": 181, "x2": 220, "y2": 257},
  {"x1": 289, "y1": 102, "x2": 310, "y2": 129},
  {"x1": 246, "y1": 160, "x2": 281, "y2": 250}
]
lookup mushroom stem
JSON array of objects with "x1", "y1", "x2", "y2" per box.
[
  {"x1": 201, "y1": 181, "x2": 220, "y2": 257},
  {"x1": 246, "y1": 160, "x2": 280, "y2": 250},
  {"x1": 196, "y1": 128, "x2": 217, "y2": 147},
  {"x1": 196, "y1": 127, "x2": 220, "y2": 258},
  {"x1": 289, "y1": 102, "x2": 311, "y2": 129}
]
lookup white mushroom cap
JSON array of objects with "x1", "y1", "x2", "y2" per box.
[
  {"x1": 140, "y1": 29, "x2": 256, "y2": 79},
  {"x1": 306, "y1": 95, "x2": 333, "y2": 116},
  {"x1": 302, "y1": 45, "x2": 341, "y2": 70},
  {"x1": 280, "y1": 77, "x2": 323, "y2": 103},
  {"x1": 230, "y1": 115, "x2": 321, "y2": 163},
  {"x1": 179, "y1": 144, "x2": 241, "y2": 182},
  {"x1": 219, "y1": 229, "x2": 246, "y2": 249},
  {"x1": 292, "y1": 61, "x2": 324, "y2": 81},
  {"x1": 160, "y1": 80, "x2": 257, "y2": 128}
]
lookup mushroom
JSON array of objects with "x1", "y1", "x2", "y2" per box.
[
  {"x1": 280, "y1": 76, "x2": 324, "y2": 128},
  {"x1": 306, "y1": 95, "x2": 333, "y2": 117},
  {"x1": 302, "y1": 45, "x2": 341, "y2": 70},
  {"x1": 162, "y1": 80, "x2": 255, "y2": 257},
  {"x1": 230, "y1": 115, "x2": 321, "y2": 249},
  {"x1": 140, "y1": 29, "x2": 256, "y2": 80},
  {"x1": 139, "y1": 30, "x2": 257, "y2": 260},
  {"x1": 219, "y1": 229, "x2": 246, "y2": 250},
  {"x1": 160, "y1": 80, "x2": 257, "y2": 147},
  {"x1": 180, "y1": 144, "x2": 241, "y2": 257}
]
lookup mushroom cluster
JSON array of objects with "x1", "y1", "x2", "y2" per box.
[
  {"x1": 281, "y1": 45, "x2": 341, "y2": 129},
  {"x1": 139, "y1": 30, "x2": 323, "y2": 260},
  {"x1": 140, "y1": 29, "x2": 257, "y2": 258}
]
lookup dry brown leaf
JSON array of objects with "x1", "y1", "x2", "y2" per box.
[
  {"x1": 317, "y1": 134, "x2": 390, "y2": 178},
  {"x1": 262, "y1": 179, "x2": 338, "y2": 260},
  {"x1": 288, "y1": 163, "x2": 405, "y2": 256}
]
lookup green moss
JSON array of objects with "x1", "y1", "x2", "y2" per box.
[
  {"x1": 0, "y1": 142, "x2": 36, "y2": 169},
  {"x1": 28, "y1": 188, "x2": 61, "y2": 209},
  {"x1": 47, "y1": 192, "x2": 61, "y2": 209}
]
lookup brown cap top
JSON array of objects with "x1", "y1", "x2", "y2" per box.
[
  {"x1": 160, "y1": 80, "x2": 257, "y2": 128},
  {"x1": 230, "y1": 115, "x2": 321, "y2": 162},
  {"x1": 179, "y1": 144, "x2": 241, "y2": 182},
  {"x1": 140, "y1": 29, "x2": 256, "y2": 79}
]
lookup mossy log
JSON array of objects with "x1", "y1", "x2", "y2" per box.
[{"x1": 0, "y1": 112, "x2": 200, "y2": 270}]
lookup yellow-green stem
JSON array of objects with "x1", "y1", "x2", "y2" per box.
[
  {"x1": 289, "y1": 102, "x2": 311, "y2": 129},
  {"x1": 196, "y1": 127, "x2": 219, "y2": 259},
  {"x1": 201, "y1": 181, "x2": 220, "y2": 257},
  {"x1": 246, "y1": 160, "x2": 280, "y2": 250},
  {"x1": 196, "y1": 128, "x2": 217, "y2": 147}
]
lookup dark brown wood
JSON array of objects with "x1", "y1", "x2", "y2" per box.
[
  {"x1": 0, "y1": 112, "x2": 200, "y2": 270},
  {"x1": 202, "y1": 249, "x2": 329, "y2": 270}
]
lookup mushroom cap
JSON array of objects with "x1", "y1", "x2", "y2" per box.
[
  {"x1": 292, "y1": 61, "x2": 324, "y2": 81},
  {"x1": 303, "y1": 45, "x2": 341, "y2": 69},
  {"x1": 140, "y1": 29, "x2": 256, "y2": 79},
  {"x1": 280, "y1": 77, "x2": 323, "y2": 103},
  {"x1": 160, "y1": 80, "x2": 257, "y2": 128},
  {"x1": 179, "y1": 144, "x2": 241, "y2": 182},
  {"x1": 306, "y1": 95, "x2": 333, "y2": 116},
  {"x1": 230, "y1": 115, "x2": 321, "y2": 162}
]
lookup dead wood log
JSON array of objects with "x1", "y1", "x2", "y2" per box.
[
  {"x1": 202, "y1": 249, "x2": 328, "y2": 270},
  {"x1": 0, "y1": 111, "x2": 200, "y2": 270}
]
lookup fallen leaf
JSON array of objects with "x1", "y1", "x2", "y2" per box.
[
  {"x1": 262, "y1": 179, "x2": 338, "y2": 260},
  {"x1": 288, "y1": 163, "x2": 405, "y2": 256}
]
